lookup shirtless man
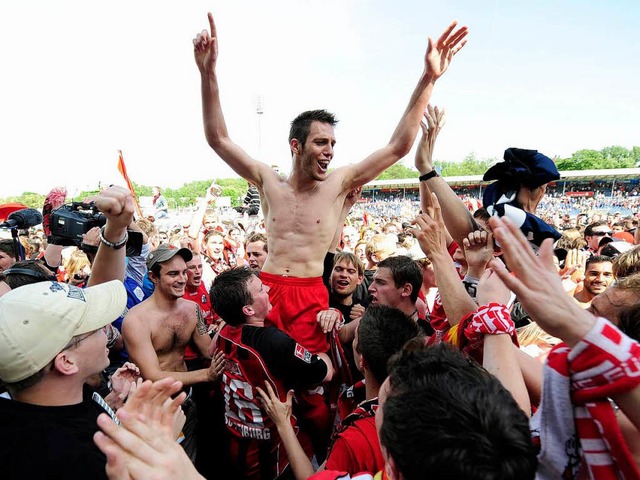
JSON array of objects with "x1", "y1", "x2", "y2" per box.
[
  {"x1": 123, "y1": 244, "x2": 223, "y2": 385},
  {"x1": 194, "y1": 13, "x2": 467, "y2": 353},
  {"x1": 123, "y1": 244, "x2": 224, "y2": 460}
]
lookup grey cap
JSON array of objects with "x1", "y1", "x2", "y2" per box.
[{"x1": 146, "y1": 244, "x2": 193, "y2": 270}]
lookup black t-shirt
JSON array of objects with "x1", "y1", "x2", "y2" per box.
[
  {"x1": 0, "y1": 386, "x2": 108, "y2": 479},
  {"x1": 241, "y1": 325, "x2": 328, "y2": 390}
]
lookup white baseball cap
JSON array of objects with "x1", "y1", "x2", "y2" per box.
[{"x1": 0, "y1": 280, "x2": 126, "y2": 383}]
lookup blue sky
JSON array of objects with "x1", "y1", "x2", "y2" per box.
[{"x1": 1, "y1": 0, "x2": 638, "y2": 197}]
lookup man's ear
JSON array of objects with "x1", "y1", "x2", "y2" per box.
[
  {"x1": 290, "y1": 138, "x2": 302, "y2": 157},
  {"x1": 52, "y1": 351, "x2": 80, "y2": 376},
  {"x1": 401, "y1": 282, "x2": 413, "y2": 299},
  {"x1": 242, "y1": 305, "x2": 254, "y2": 317},
  {"x1": 356, "y1": 274, "x2": 364, "y2": 286}
]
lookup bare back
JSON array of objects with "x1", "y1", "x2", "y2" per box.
[{"x1": 259, "y1": 170, "x2": 349, "y2": 277}]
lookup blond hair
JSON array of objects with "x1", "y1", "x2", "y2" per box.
[{"x1": 613, "y1": 245, "x2": 640, "y2": 279}]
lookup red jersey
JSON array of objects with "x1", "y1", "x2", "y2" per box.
[
  {"x1": 182, "y1": 283, "x2": 212, "y2": 361},
  {"x1": 216, "y1": 324, "x2": 317, "y2": 479},
  {"x1": 326, "y1": 398, "x2": 384, "y2": 475}
]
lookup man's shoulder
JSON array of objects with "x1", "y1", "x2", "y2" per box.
[{"x1": 243, "y1": 325, "x2": 293, "y2": 348}]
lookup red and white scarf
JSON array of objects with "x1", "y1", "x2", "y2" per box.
[{"x1": 532, "y1": 317, "x2": 640, "y2": 479}]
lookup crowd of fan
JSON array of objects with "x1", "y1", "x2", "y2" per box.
[{"x1": 0, "y1": 11, "x2": 639, "y2": 480}]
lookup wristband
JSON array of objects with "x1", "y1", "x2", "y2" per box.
[
  {"x1": 419, "y1": 170, "x2": 438, "y2": 182},
  {"x1": 99, "y1": 226, "x2": 128, "y2": 250}
]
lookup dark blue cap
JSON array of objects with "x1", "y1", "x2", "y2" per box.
[{"x1": 483, "y1": 148, "x2": 559, "y2": 190}]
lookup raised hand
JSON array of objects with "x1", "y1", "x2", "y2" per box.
[
  {"x1": 425, "y1": 21, "x2": 468, "y2": 80},
  {"x1": 463, "y1": 229, "x2": 494, "y2": 277},
  {"x1": 487, "y1": 216, "x2": 596, "y2": 346},
  {"x1": 415, "y1": 105, "x2": 446, "y2": 173},
  {"x1": 94, "y1": 186, "x2": 135, "y2": 231},
  {"x1": 477, "y1": 261, "x2": 511, "y2": 307},
  {"x1": 110, "y1": 362, "x2": 141, "y2": 400},
  {"x1": 350, "y1": 304, "x2": 365, "y2": 323},
  {"x1": 94, "y1": 378, "x2": 201, "y2": 480},
  {"x1": 207, "y1": 350, "x2": 225, "y2": 381},
  {"x1": 193, "y1": 13, "x2": 219, "y2": 76},
  {"x1": 256, "y1": 381, "x2": 293, "y2": 429},
  {"x1": 413, "y1": 190, "x2": 447, "y2": 257}
]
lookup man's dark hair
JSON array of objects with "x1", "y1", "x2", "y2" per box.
[
  {"x1": 246, "y1": 233, "x2": 268, "y2": 253},
  {"x1": 381, "y1": 344, "x2": 537, "y2": 480},
  {"x1": 0, "y1": 239, "x2": 16, "y2": 259},
  {"x1": 585, "y1": 254, "x2": 613, "y2": 270},
  {"x1": 210, "y1": 268, "x2": 255, "y2": 327},
  {"x1": 584, "y1": 220, "x2": 609, "y2": 238},
  {"x1": 289, "y1": 109, "x2": 338, "y2": 147},
  {"x1": 473, "y1": 207, "x2": 490, "y2": 222},
  {"x1": 0, "y1": 260, "x2": 56, "y2": 289},
  {"x1": 377, "y1": 255, "x2": 422, "y2": 304},
  {"x1": 356, "y1": 305, "x2": 419, "y2": 385}
]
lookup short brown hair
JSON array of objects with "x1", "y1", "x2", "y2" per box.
[
  {"x1": 333, "y1": 251, "x2": 364, "y2": 277},
  {"x1": 245, "y1": 233, "x2": 268, "y2": 253}
]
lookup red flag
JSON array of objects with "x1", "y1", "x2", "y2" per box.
[{"x1": 117, "y1": 150, "x2": 143, "y2": 219}]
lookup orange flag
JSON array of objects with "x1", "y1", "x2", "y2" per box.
[{"x1": 117, "y1": 150, "x2": 144, "y2": 219}]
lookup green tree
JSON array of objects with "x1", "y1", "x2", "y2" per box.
[
  {"x1": 376, "y1": 163, "x2": 418, "y2": 180},
  {"x1": 438, "y1": 153, "x2": 496, "y2": 176},
  {"x1": 0, "y1": 192, "x2": 45, "y2": 209},
  {"x1": 556, "y1": 147, "x2": 637, "y2": 170}
]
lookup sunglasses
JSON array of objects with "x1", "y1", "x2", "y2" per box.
[{"x1": 592, "y1": 231, "x2": 613, "y2": 237}]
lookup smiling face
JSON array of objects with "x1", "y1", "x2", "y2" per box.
[
  {"x1": 153, "y1": 256, "x2": 188, "y2": 299},
  {"x1": 205, "y1": 233, "x2": 224, "y2": 260},
  {"x1": 294, "y1": 121, "x2": 336, "y2": 181},
  {"x1": 583, "y1": 261, "x2": 614, "y2": 297}
]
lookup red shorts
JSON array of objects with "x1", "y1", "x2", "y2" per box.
[{"x1": 260, "y1": 272, "x2": 329, "y2": 354}]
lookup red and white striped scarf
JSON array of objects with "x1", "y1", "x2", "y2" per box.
[{"x1": 533, "y1": 317, "x2": 640, "y2": 479}]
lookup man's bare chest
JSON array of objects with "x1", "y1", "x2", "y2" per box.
[{"x1": 150, "y1": 312, "x2": 193, "y2": 355}]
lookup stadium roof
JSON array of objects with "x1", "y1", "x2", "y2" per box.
[{"x1": 364, "y1": 168, "x2": 640, "y2": 189}]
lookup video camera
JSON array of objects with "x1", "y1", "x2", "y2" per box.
[
  {"x1": 50, "y1": 202, "x2": 106, "y2": 245},
  {"x1": 50, "y1": 202, "x2": 142, "y2": 256}
]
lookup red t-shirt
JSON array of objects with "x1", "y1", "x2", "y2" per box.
[
  {"x1": 182, "y1": 283, "x2": 213, "y2": 361},
  {"x1": 326, "y1": 416, "x2": 384, "y2": 475}
]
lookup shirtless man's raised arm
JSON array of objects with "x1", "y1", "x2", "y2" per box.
[
  {"x1": 340, "y1": 21, "x2": 468, "y2": 190},
  {"x1": 194, "y1": 13, "x2": 273, "y2": 187}
]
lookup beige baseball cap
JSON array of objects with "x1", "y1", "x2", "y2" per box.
[{"x1": 0, "y1": 280, "x2": 126, "y2": 383}]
